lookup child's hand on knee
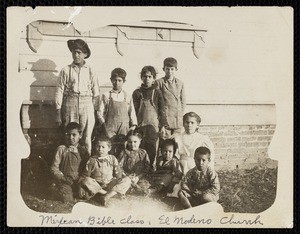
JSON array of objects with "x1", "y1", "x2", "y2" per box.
[
  {"x1": 60, "y1": 176, "x2": 73, "y2": 185},
  {"x1": 192, "y1": 189, "x2": 203, "y2": 197}
]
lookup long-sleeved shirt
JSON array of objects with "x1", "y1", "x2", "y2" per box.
[
  {"x1": 55, "y1": 62, "x2": 100, "y2": 110},
  {"x1": 97, "y1": 89, "x2": 137, "y2": 126},
  {"x1": 156, "y1": 156, "x2": 182, "y2": 179},
  {"x1": 155, "y1": 77, "x2": 186, "y2": 129},
  {"x1": 81, "y1": 154, "x2": 121, "y2": 185},
  {"x1": 181, "y1": 166, "x2": 220, "y2": 196},
  {"x1": 51, "y1": 145, "x2": 89, "y2": 181},
  {"x1": 118, "y1": 148, "x2": 151, "y2": 176},
  {"x1": 132, "y1": 84, "x2": 168, "y2": 128}
]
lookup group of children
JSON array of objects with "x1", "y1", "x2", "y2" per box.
[{"x1": 51, "y1": 39, "x2": 220, "y2": 209}]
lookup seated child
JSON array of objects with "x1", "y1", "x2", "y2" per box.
[
  {"x1": 178, "y1": 146, "x2": 220, "y2": 209},
  {"x1": 132, "y1": 65, "x2": 168, "y2": 170},
  {"x1": 150, "y1": 139, "x2": 182, "y2": 194},
  {"x1": 175, "y1": 112, "x2": 215, "y2": 175},
  {"x1": 77, "y1": 137, "x2": 127, "y2": 206},
  {"x1": 50, "y1": 122, "x2": 89, "y2": 202},
  {"x1": 118, "y1": 130, "x2": 152, "y2": 195},
  {"x1": 97, "y1": 68, "x2": 137, "y2": 157}
]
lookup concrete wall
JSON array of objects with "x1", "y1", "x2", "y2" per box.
[{"x1": 19, "y1": 20, "x2": 277, "y2": 170}]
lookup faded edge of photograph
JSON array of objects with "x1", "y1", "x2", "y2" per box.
[{"x1": 7, "y1": 6, "x2": 294, "y2": 228}]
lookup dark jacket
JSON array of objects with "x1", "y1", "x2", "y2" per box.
[{"x1": 132, "y1": 84, "x2": 168, "y2": 128}]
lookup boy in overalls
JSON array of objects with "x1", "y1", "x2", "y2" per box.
[
  {"x1": 155, "y1": 57, "x2": 186, "y2": 138},
  {"x1": 50, "y1": 122, "x2": 89, "y2": 202},
  {"x1": 97, "y1": 68, "x2": 137, "y2": 157},
  {"x1": 132, "y1": 66, "x2": 168, "y2": 170},
  {"x1": 55, "y1": 39, "x2": 100, "y2": 155}
]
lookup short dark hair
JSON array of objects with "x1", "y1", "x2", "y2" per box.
[
  {"x1": 163, "y1": 57, "x2": 178, "y2": 68},
  {"x1": 161, "y1": 138, "x2": 178, "y2": 153},
  {"x1": 95, "y1": 137, "x2": 112, "y2": 148},
  {"x1": 65, "y1": 122, "x2": 81, "y2": 133},
  {"x1": 126, "y1": 130, "x2": 143, "y2": 141},
  {"x1": 140, "y1": 66, "x2": 157, "y2": 79},
  {"x1": 194, "y1": 146, "x2": 211, "y2": 160},
  {"x1": 110, "y1": 67, "x2": 127, "y2": 81},
  {"x1": 183, "y1": 112, "x2": 201, "y2": 124}
]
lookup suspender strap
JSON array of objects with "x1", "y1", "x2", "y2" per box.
[
  {"x1": 108, "y1": 90, "x2": 127, "y2": 102},
  {"x1": 151, "y1": 90, "x2": 154, "y2": 104},
  {"x1": 123, "y1": 91, "x2": 127, "y2": 102},
  {"x1": 140, "y1": 89, "x2": 155, "y2": 107}
]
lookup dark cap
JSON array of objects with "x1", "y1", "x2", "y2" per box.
[{"x1": 67, "y1": 39, "x2": 91, "y2": 59}]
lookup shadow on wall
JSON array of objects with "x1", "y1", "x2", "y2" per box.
[
  {"x1": 27, "y1": 59, "x2": 59, "y2": 132},
  {"x1": 27, "y1": 58, "x2": 63, "y2": 152},
  {"x1": 21, "y1": 59, "x2": 64, "y2": 193},
  {"x1": 29, "y1": 58, "x2": 59, "y2": 101}
]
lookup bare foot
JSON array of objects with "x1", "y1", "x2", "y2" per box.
[
  {"x1": 98, "y1": 188, "x2": 107, "y2": 195},
  {"x1": 103, "y1": 197, "x2": 110, "y2": 207}
]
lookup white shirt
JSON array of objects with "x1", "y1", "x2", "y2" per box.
[
  {"x1": 55, "y1": 62, "x2": 99, "y2": 110},
  {"x1": 97, "y1": 89, "x2": 137, "y2": 126}
]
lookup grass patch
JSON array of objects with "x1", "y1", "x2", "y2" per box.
[{"x1": 21, "y1": 161, "x2": 277, "y2": 214}]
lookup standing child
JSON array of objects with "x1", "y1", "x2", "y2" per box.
[
  {"x1": 55, "y1": 39, "x2": 100, "y2": 155},
  {"x1": 132, "y1": 66, "x2": 168, "y2": 169},
  {"x1": 77, "y1": 138, "x2": 126, "y2": 206},
  {"x1": 150, "y1": 139, "x2": 182, "y2": 194},
  {"x1": 178, "y1": 147, "x2": 220, "y2": 209},
  {"x1": 155, "y1": 57, "x2": 186, "y2": 138},
  {"x1": 175, "y1": 112, "x2": 215, "y2": 175},
  {"x1": 97, "y1": 68, "x2": 137, "y2": 156},
  {"x1": 50, "y1": 122, "x2": 89, "y2": 202},
  {"x1": 118, "y1": 131, "x2": 152, "y2": 195}
]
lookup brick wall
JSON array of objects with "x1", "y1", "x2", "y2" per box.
[
  {"x1": 198, "y1": 125, "x2": 276, "y2": 170},
  {"x1": 21, "y1": 101, "x2": 277, "y2": 170},
  {"x1": 22, "y1": 124, "x2": 277, "y2": 171}
]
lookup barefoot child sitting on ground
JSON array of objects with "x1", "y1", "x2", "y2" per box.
[
  {"x1": 178, "y1": 146, "x2": 220, "y2": 209},
  {"x1": 150, "y1": 139, "x2": 182, "y2": 194},
  {"x1": 118, "y1": 130, "x2": 152, "y2": 195},
  {"x1": 50, "y1": 122, "x2": 89, "y2": 202},
  {"x1": 77, "y1": 137, "x2": 127, "y2": 206}
]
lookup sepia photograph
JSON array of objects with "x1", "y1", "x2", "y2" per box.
[{"x1": 7, "y1": 6, "x2": 293, "y2": 227}]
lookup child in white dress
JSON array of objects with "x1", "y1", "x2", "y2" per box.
[{"x1": 175, "y1": 112, "x2": 215, "y2": 175}]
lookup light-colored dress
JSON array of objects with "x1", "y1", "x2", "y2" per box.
[{"x1": 175, "y1": 131, "x2": 215, "y2": 174}]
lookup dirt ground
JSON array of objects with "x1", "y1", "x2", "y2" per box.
[{"x1": 21, "y1": 162, "x2": 277, "y2": 214}]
